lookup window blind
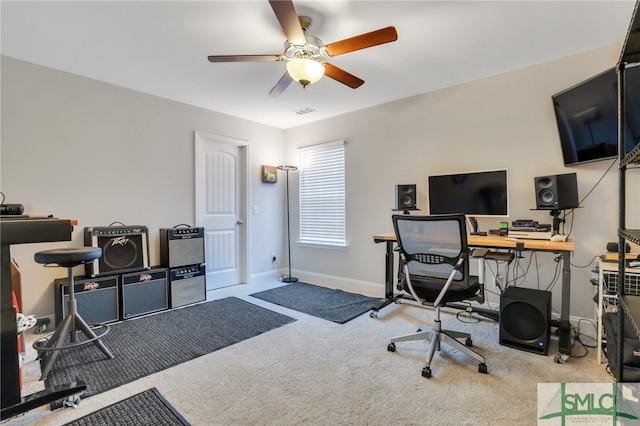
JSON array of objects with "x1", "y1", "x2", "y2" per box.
[{"x1": 298, "y1": 140, "x2": 346, "y2": 246}]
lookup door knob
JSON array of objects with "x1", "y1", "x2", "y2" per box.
[{"x1": 237, "y1": 220, "x2": 244, "y2": 225}]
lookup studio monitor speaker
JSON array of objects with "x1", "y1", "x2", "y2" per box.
[
  {"x1": 121, "y1": 268, "x2": 169, "y2": 319},
  {"x1": 499, "y1": 287, "x2": 551, "y2": 355},
  {"x1": 84, "y1": 225, "x2": 150, "y2": 277},
  {"x1": 54, "y1": 275, "x2": 119, "y2": 326},
  {"x1": 533, "y1": 173, "x2": 579, "y2": 210},
  {"x1": 169, "y1": 265, "x2": 206, "y2": 308},
  {"x1": 160, "y1": 227, "x2": 205, "y2": 268},
  {"x1": 395, "y1": 184, "x2": 417, "y2": 211}
]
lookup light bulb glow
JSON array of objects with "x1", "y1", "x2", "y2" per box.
[{"x1": 286, "y1": 58, "x2": 324, "y2": 86}]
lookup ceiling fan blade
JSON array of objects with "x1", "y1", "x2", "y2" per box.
[
  {"x1": 268, "y1": 0, "x2": 306, "y2": 45},
  {"x1": 269, "y1": 72, "x2": 294, "y2": 97},
  {"x1": 325, "y1": 26, "x2": 398, "y2": 57},
  {"x1": 208, "y1": 55, "x2": 283, "y2": 63},
  {"x1": 324, "y1": 63, "x2": 364, "y2": 89}
]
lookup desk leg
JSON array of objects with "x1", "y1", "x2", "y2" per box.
[
  {"x1": 557, "y1": 251, "x2": 572, "y2": 361},
  {"x1": 384, "y1": 241, "x2": 394, "y2": 299},
  {"x1": 371, "y1": 240, "x2": 406, "y2": 317}
]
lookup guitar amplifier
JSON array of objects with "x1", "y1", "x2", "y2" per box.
[
  {"x1": 84, "y1": 225, "x2": 150, "y2": 276},
  {"x1": 159, "y1": 227, "x2": 205, "y2": 268},
  {"x1": 54, "y1": 275, "x2": 119, "y2": 326},
  {"x1": 121, "y1": 268, "x2": 169, "y2": 319},
  {"x1": 169, "y1": 264, "x2": 206, "y2": 308}
]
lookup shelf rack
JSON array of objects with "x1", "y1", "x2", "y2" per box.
[{"x1": 615, "y1": 0, "x2": 640, "y2": 382}]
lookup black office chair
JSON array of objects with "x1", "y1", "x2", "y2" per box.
[{"x1": 387, "y1": 214, "x2": 488, "y2": 378}]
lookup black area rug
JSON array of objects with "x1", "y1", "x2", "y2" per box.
[
  {"x1": 43, "y1": 297, "x2": 295, "y2": 397},
  {"x1": 63, "y1": 388, "x2": 190, "y2": 426},
  {"x1": 250, "y1": 282, "x2": 383, "y2": 324}
]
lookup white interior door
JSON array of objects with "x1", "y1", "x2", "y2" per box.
[{"x1": 195, "y1": 131, "x2": 248, "y2": 290}]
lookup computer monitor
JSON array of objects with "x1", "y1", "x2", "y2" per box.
[{"x1": 427, "y1": 169, "x2": 509, "y2": 232}]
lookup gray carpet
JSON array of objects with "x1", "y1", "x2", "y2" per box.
[
  {"x1": 250, "y1": 282, "x2": 383, "y2": 324},
  {"x1": 43, "y1": 297, "x2": 295, "y2": 397},
  {"x1": 63, "y1": 388, "x2": 189, "y2": 426}
]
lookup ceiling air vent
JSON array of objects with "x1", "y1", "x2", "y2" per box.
[{"x1": 292, "y1": 107, "x2": 316, "y2": 116}]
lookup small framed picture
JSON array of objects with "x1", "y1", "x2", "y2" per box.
[{"x1": 262, "y1": 165, "x2": 277, "y2": 183}]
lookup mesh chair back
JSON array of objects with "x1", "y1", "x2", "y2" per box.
[{"x1": 392, "y1": 214, "x2": 470, "y2": 288}]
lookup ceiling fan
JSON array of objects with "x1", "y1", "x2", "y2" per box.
[{"x1": 207, "y1": 0, "x2": 398, "y2": 96}]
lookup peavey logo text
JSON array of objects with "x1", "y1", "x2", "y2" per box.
[
  {"x1": 83, "y1": 282, "x2": 99, "y2": 291},
  {"x1": 110, "y1": 236, "x2": 130, "y2": 246},
  {"x1": 139, "y1": 274, "x2": 152, "y2": 282}
]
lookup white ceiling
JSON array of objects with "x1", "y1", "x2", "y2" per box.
[{"x1": 1, "y1": 1, "x2": 636, "y2": 129}]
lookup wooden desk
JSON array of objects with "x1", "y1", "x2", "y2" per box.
[
  {"x1": 372, "y1": 232, "x2": 575, "y2": 361},
  {"x1": 1, "y1": 218, "x2": 85, "y2": 420}
]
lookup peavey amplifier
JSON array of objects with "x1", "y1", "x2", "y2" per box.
[
  {"x1": 169, "y1": 264, "x2": 206, "y2": 308},
  {"x1": 54, "y1": 275, "x2": 119, "y2": 326},
  {"x1": 84, "y1": 225, "x2": 150, "y2": 277},
  {"x1": 159, "y1": 226, "x2": 205, "y2": 268},
  {"x1": 121, "y1": 268, "x2": 168, "y2": 319}
]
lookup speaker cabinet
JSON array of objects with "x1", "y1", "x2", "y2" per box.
[
  {"x1": 499, "y1": 287, "x2": 551, "y2": 355},
  {"x1": 534, "y1": 173, "x2": 579, "y2": 210},
  {"x1": 395, "y1": 184, "x2": 417, "y2": 211},
  {"x1": 55, "y1": 275, "x2": 119, "y2": 327},
  {"x1": 169, "y1": 265, "x2": 206, "y2": 308},
  {"x1": 160, "y1": 227, "x2": 205, "y2": 268},
  {"x1": 121, "y1": 268, "x2": 168, "y2": 319},
  {"x1": 84, "y1": 226, "x2": 150, "y2": 277}
]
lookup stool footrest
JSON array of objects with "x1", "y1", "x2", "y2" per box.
[
  {"x1": 33, "y1": 323, "x2": 111, "y2": 352},
  {"x1": 34, "y1": 312, "x2": 114, "y2": 380}
]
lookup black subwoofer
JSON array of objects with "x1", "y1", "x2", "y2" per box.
[
  {"x1": 533, "y1": 173, "x2": 579, "y2": 210},
  {"x1": 159, "y1": 227, "x2": 205, "y2": 268},
  {"x1": 84, "y1": 225, "x2": 150, "y2": 277},
  {"x1": 54, "y1": 275, "x2": 119, "y2": 326},
  {"x1": 395, "y1": 184, "x2": 417, "y2": 211},
  {"x1": 499, "y1": 286, "x2": 551, "y2": 355}
]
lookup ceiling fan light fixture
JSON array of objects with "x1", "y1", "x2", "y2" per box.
[{"x1": 287, "y1": 58, "x2": 325, "y2": 87}]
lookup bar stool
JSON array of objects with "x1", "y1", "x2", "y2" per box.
[{"x1": 33, "y1": 247, "x2": 114, "y2": 380}]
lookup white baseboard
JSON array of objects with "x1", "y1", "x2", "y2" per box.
[{"x1": 284, "y1": 269, "x2": 381, "y2": 298}]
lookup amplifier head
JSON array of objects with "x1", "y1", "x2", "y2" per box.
[
  {"x1": 160, "y1": 227, "x2": 205, "y2": 268},
  {"x1": 84, "y1": 225, "x2": 150, "y2": 277}
]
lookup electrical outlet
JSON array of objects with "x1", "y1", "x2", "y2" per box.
[{"x1": 272, "y1": 253, "x2": 276, "y2": 263}]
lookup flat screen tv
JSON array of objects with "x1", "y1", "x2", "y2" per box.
[
  {"x1": 552, "y1": 65, "x2": 640, "y2": 166},
  {"x1": 427, "y1": 169, "x2": 509, "y2": 219}
]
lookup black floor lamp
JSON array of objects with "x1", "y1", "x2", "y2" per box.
[{"x1": 278, "y1": 165, "x2": 298, "y2": 283}]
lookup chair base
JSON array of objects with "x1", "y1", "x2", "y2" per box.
[
  {"x1": 33, "y1": 311, "x2": 113, "y2": 381},
  {"x1": 388, "y1": 319, "x2": 487, "y2": 378}
]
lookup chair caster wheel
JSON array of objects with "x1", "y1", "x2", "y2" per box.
[
  {"x1": 370, "y1": 311, "x2": 378, "y2": 318},
  {"x1": 465, "y1": 338, "x2": 473, "y2": 347},
  {"x1": 554, "y1": 353, "x2": 569, "y2": 364},
  {"x1": 422, "y1": 367, "x2": 432, "y2": 378},
  {"x1": 478, "y1": 363, "x2": 488, "y2": 374},
  {"x1": 387, "y1": 343, "x2": 396, "y2": 352}
]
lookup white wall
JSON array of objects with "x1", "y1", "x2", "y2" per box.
[
  {"x1": 3, "y1": 43, "x2": 638, "y2": 323},
  {"x1": 284, "y1": 43, "x2": 639, "y2": 320},
  {"x1": 1, "y1": 56, "x2": 286, "y2": 318}
]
